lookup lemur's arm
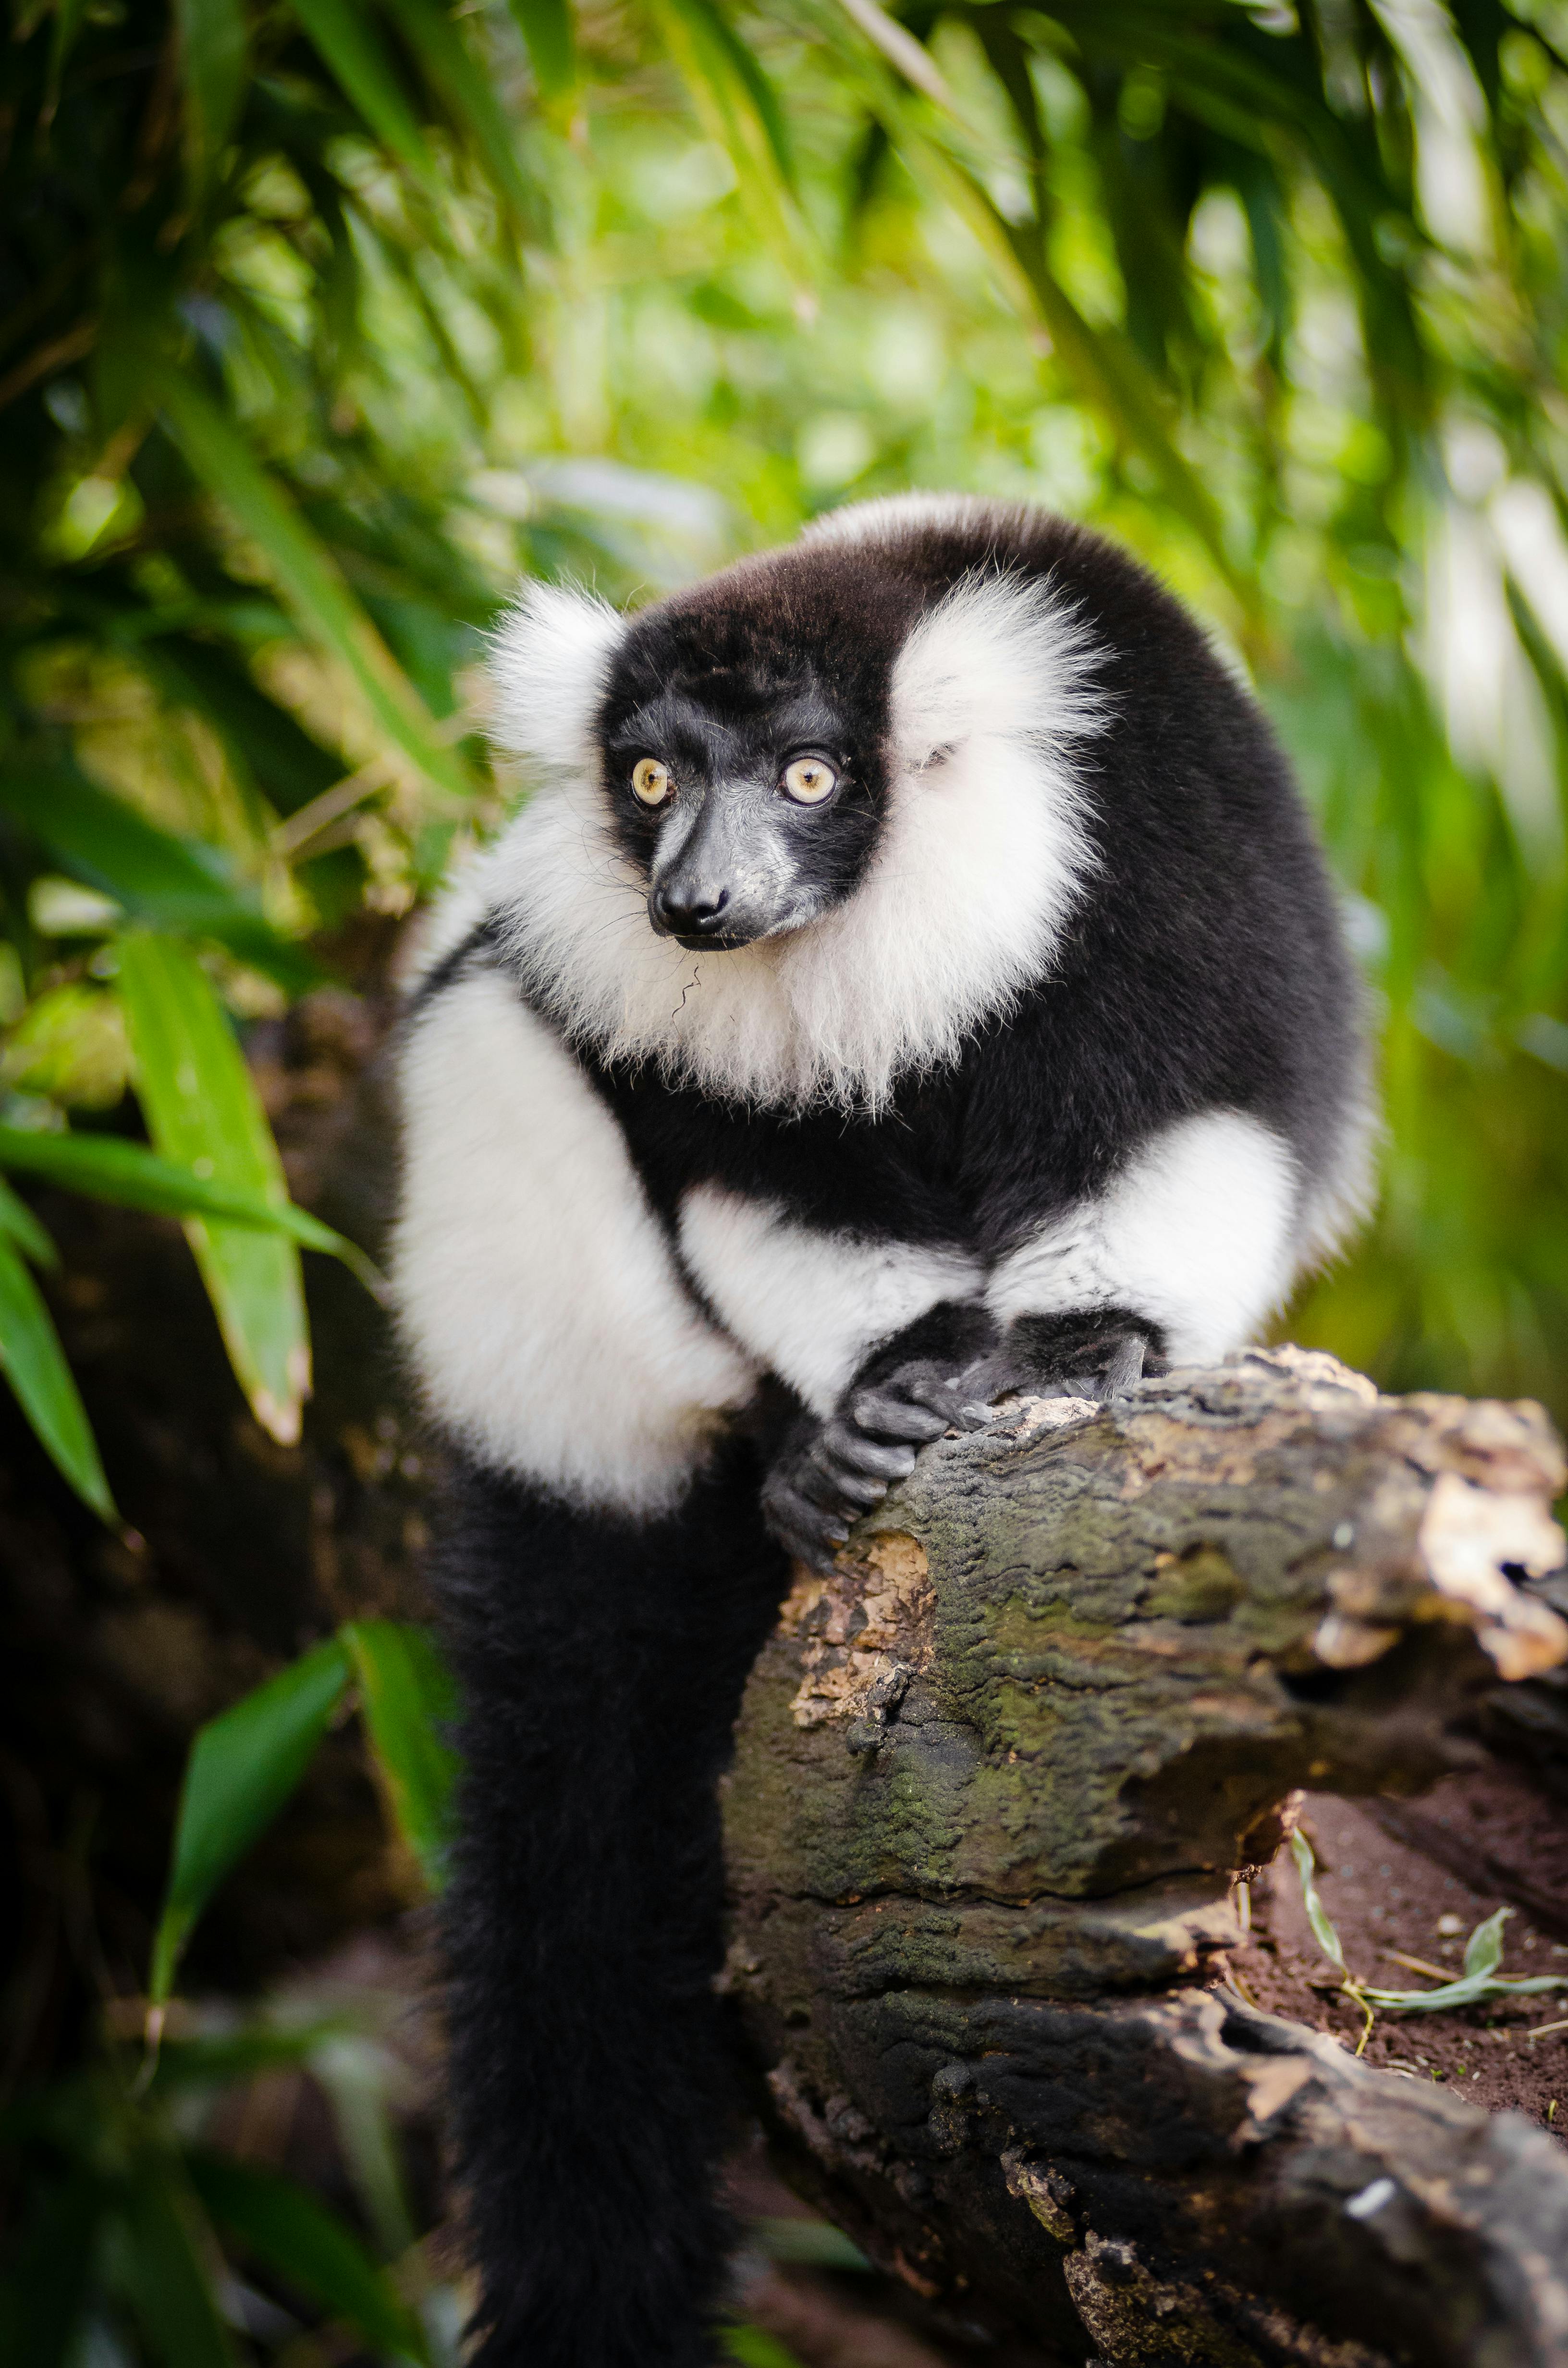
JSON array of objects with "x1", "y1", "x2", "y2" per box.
[
  {"x1": 758, "y1": 1107, "x2": 1305, "y2": 1569},
  {"x1": 396, "y1": 961, "x2": 759, "y2": 1514}
]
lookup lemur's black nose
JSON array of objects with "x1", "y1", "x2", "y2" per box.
[{"x1": 651, "y1": 882, "x2": 731, "y2": 935}]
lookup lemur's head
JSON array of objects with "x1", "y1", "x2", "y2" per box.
[
  {"x1": 492, "y1": 523, "x2": 947, "y2": 952},
  {"x1": 482, "y1": 495, "x2": 1107, "y2": 1102}
]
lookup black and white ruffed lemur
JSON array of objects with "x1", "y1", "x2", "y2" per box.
[{"x1": 392, "y1": 493, "x2": 1373, "y2": 2366}]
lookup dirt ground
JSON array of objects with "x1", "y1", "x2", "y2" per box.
[{"x1": 1229, "y1": 1767, "x2": 1568, "y2": 2130}]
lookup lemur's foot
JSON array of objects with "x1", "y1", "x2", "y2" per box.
[
  {"x1": 962, "y1": 1308, "x2": 1165, "y2": 1408},
  {"x1": 761, "y1": 1362, "x2": 991, "y2": 1572}
]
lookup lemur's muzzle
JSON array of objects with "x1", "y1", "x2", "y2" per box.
[{"x1": 647, "y1": 785, "x2": 792, "y2": 950}]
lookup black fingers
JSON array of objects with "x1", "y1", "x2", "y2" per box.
[
  {"x1": 846, "y1": 1387, "x2": 951, "y2": 1443},
  {"x1": 760, "y1": 1472, "x2": 848, "y2": 1573},
  {"x1": 902, "y1": 1370, "x2": 992, "y2": 1430},
  {"x1": 813, "y1": 1422, "x2": 919, "y2": 1482},
  {"x1": 953, "y1": 1350, "x2": 1021, "y2": 1407},
  {"x1": 762, "y1": 1346, "x2": 1009, "y2": 1576}
]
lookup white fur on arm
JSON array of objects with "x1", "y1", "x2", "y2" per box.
[
  {"x1": 985, "y1": 1110, "x2": 1301, "y2": 1367},
  {"x1": 393, "y1": 969, "x2": 758, "y2": 1513},
  {"x1": 679, "y1": 1186, "x2": 983, "y2": 1417}
]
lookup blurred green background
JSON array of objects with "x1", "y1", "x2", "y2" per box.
[{"x1": 2, "y1": 0, "x2": 1568, "y2": 2354}]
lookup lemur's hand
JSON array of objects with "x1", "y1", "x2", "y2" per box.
[
  {"x1": 960, "y1": 1308, "x2": 1164, "y2": 1407},
  {"x1": 760, "y1": 1362, "x2": 992, "y2": 1573}
]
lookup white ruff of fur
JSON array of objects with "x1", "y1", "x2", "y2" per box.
[{"x1": 469, "y1": 569, "x2": 1106, "y2": 1112}]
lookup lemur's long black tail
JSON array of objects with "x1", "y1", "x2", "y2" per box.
[{"x1": 433, "y1": 1443, "x2": 790, "y2": 2368}]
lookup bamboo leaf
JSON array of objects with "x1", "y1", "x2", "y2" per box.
[
  {"x1": 287, "y1": 0, "x2": 450, "y2": 203},
  {"x1": 724, "y1": 2330, "x2": 807, "y2": 2368},
  {"x1": 0, "y1": 1126, "x2": 383, "y2": 1294},
  {"x1": 149, "y1": 1638, "x2": 352, "y2": 2005},
  {"x1": 135, "y1": 636, "x2": 343, "y2": 822},
  {"x1": 341, "y1": 1618, "x2": 459, "y2": 1888},
  {"x1": 115, "y1": 2175, "x2": 236, "y2": 2368},
  {"x1": 188, "y1": 2153, "x2": 429, "y2": 2362},
  {"x1": 0, "y1": 764, "x2": 319, "y2": 993},
  {"x1": 47, "y1": 0, "x2": 91, "y2": 99},
  {"x1": 0, "y1": 1175, "x2": 58, "y2": 1269},
  {"x1": 649, "y1": 0, "x2": 812, "y2": 296},
  {"x1": 752, "y1": 2217, "x2": 870, "y2": 2270},
  {"x1": 507, "y1": 0, "x2": 576, "y2": 100},
  {"x1": 0, "y1": 2174, "x2": 103, "y2": 2368},
  {"x1": 152, "y1": 2020, "x2": 355, "y2": 2092},
  {"x1": 116, "y1": 931, "x2": 311, "y2": 1445},
  {"x1": 800, "y1": 17, "x2": 1245, "y2": 598},
  {"x1": 956, "y1": 159, "x2": 1244, "y2": 597},
  {"x1": 1463, "y1": 1903, "x2": 1510, "y2": 1978},
  {"x1": 155, "y1": 373, "x2": 474, "y2": 806},
  {"x1": 381, "y1": 0, "x2": 543, "y2": 231},
  {"x1": 0, "y1": 1232, "x2": 115, "y2": 1523},
  {"x1": 674, "y1": 0, "x2": 796, "y2": 194},
  {"x1": 175, "y1": 0, "x2": 249, "y2": 191},
  {"x1": 1289, "y1": 1827, "x2": 1348, "y2": 1971}
]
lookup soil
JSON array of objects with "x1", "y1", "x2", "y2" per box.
[{"x1": 1228, "y1": 1765, "x2": 1568, "y2": 2134}]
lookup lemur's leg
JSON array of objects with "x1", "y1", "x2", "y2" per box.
[{"x1": 435, "y1": 1443, "x2": 788, "y2": 2368}]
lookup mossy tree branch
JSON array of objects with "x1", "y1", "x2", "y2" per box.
[{"x1": 723, "y1": 1349, "x2": 1568, "y2": 2368}]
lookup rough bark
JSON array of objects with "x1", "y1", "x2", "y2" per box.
[{"x1": 723, "y1": 1349, "x2": 1568, "y2": 2368}]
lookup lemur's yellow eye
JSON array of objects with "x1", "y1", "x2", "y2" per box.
[
  {"x1": 782, "y1": 756, "x2": 837, "y2": 805},
  {"x1": 632, "y1": 758, "x2": 673, "y2": 806}
]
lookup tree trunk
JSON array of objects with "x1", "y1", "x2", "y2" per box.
[{"x1": 722, "y1": 1349, "x2": 1568, "y2": 2368}]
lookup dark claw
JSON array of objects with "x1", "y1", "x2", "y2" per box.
[{"x1": 793, "y1": 1456, "x2": 859, "y2": 1514}]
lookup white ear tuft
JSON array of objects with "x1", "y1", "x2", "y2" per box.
[
  {"x1": 890, "y1": 571, "x2": 1105, "y2": 771},
  {"x1": 488, "y1": 581, "x2": 626, "y2": 776}
]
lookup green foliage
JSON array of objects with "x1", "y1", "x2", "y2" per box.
[
  {"x1": 724, "y1": 2329, "x2": 808, "y2": 2367},
  {"x1": 0, "y1": 1125, "x2": 382, "y2": 1283},
  {"x1": 149, "y1": 1636, "x2": 355, "y2": 2009},
  {"x1": 0, "y1": 0, "x2": 1562, "y2": 1448},
  {"x1": 1, "y1": 1620, "x2": 461, "y2": 2364},
  {"x1": 1291, "y1": 1827, "x2": 1568, "y2": 2051},
  {"x1": 751, "y1": 2215, "x2": 870, "y2": 2269},
  {"x1": 0, "y1": 1222, "x2": 115, "y2": 1520},
  {"x1": 187, "y1": 2153, "x2": 429, "y2": 2361},
  {"x1": 343, "y1": 1618, "x2": 462, "y2": 1888}
]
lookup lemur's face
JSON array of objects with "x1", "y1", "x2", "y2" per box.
[
  {"x1": 600, "y1": 682, "x2": 882, "y2": 952},
  {"x1": 595, "y1": 567, "x2": 904, "y2": 953}
]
